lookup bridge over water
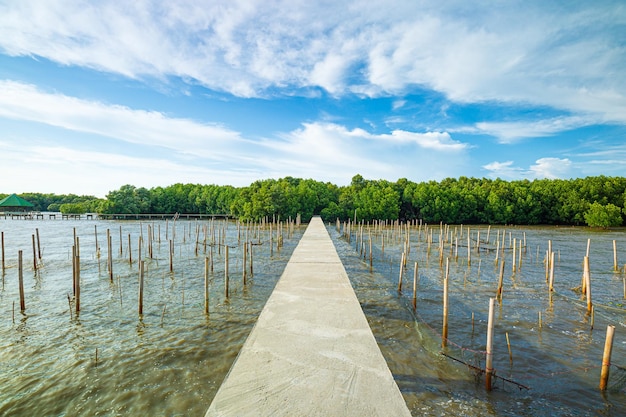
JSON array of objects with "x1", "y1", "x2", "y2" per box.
[{"x1": 206, "y1": 216, "x2": 411, "y2": 416}]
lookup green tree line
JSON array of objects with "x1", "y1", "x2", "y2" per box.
[{"x1": 4, "y1": 175, "x2": 626, "y2": 227}]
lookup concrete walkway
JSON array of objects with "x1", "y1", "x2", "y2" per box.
[{"x1": 206, "y1": 217, "x2": 411, "y2": 416}]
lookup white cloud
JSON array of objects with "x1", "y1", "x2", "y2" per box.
[
  {"x1": 0, "y1": 1, "x2": 624, "y2": 125},
  {"x1": 528, "y1": 157, "x2": 572, "y2": 178},
  {"x1": 483, "y1": 157, "x2": 571, "y2": 179},
  {"x1": 469, "y1": 116, "x2": 596, "y2": 143},
  {"x1": 0, "y1": 80, "x2": 250, "y2": 160}
]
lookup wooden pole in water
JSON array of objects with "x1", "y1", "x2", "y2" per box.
[
  {"x1": 242, "y1": 241, "x2": 247, "y2": 285},
  {"x1": 512, "y1": 238, "x2": 516, "y2": 272},
  {"x1": 128, "y1": 234, "x2": 132, "y2": 265},
  {"x1": 584, "y1": 256, "x2": 592, "y2": 314},
  {"x1": 599, "y1": 325, "x2": 616, "y2": 391},
  {"x1": 18, "y1": 250, "x2": 25, "y2": 311},
  {"x1": 204, "y1": 256, "x2": 209, "y2": 315},
  {"x1": 497, "y1": 259, "x2": 505, "y2": 299},
  {"x1": 75, "y1": 251, "x2": 80, "y2": 313},
  {"x1": 442, "y1": 258, "x2": 449, "y2": 348},
  {"x1": 169, "y1": 240, "x2": 174, "y2": 272},
  {"x1": 614, "y1": 240, "x2": 618, "y2": 272},
  {"x1": 549, "y1": 251, "x2": 555, "y2": 292},
  {"x1": 225, "y1": 245, "x2": 229, "y2": 298},
  {"x1": 138, "y1": 260, "x2": 144, "y2": 315},
  {"x1": 248, "y1": 243, "x2": 253, "y2": 277},
  {"x1": 31, "y1": 234, "x2": 37, "y2": 271},
  {"x1": 1, "y1": 231, "x2": 4, "y2": 275},
  {"x1": 486, "y1": 297, "x2": 496, "y2": 391},
  {"x1": 36, "y1": 228, "x2": 41, "y2": 261},
  {"x1": 412, "y1": 262, "x2": 418, "y2": 311},
  {"x1": 107, "y1": 229, "x2": 113, "y2": 282},
  {"x1": 505, "y1": 332, "x2": 512, "y2": 364},
  {"x1": 397, "y1": 252, "x2": 405, "y2": 292}
]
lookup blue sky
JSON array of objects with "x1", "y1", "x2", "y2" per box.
[{"x1": 0, "y1": 1, "x2": 625, "y2": 198}]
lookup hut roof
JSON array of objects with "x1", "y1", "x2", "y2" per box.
[{"x1": 0, "y1": 194, "x2": 34, "y2": 208}]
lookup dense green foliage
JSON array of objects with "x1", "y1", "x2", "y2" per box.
[
  {"x1": 4, "y1": 175, "x2": 626, "y2": 226},
  {"x1": 584, "y1": 202, "x2": 624, "y2": 228}
]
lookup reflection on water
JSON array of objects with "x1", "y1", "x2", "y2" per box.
[
  {"x1": 0, "y1": 218, "x2": 303, "y2": 416},
  {"x1": 330, "y1": 223, "x2": 626, "y2": 417}
]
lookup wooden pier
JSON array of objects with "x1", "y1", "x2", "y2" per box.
[{"x1": 206, "y1": 216, "x2": 411, "y2": 416}]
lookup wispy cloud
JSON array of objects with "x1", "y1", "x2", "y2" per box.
[
  {"x1": 468, "y1": 115, "x2": 597, "y2": 143},
  {"x1": 483, "y1": 157, "x2": 571, "y2": 179},
  {"x1": 0, "y1": 80, "x2": 249, "y2": 160},
  {"x1": 1, "y1": 1, "x2": 624, "y2": 125}
]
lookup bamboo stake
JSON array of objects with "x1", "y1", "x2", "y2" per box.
[
  {"x1": 128, "y1": 234, "x2": 132, "y2": 265},
  {"x1": 242, "y1": 241, "x2": 247, "y2": 285},
  {"x1": 138, "y1": 260, "x2": 144, "y2": 315},
  {"x1": 614, "y1": 240, "x2": 618, "y2": 272},
  {"x1": 204, "y1": 256, "x2": 210, "y2": 315},
  {"x1": 549, "y1": 251, "x2": 555, "y2": 291},
  {"x1": 225, "y1": 245, "x2": 229, "y2": 298},
  {"x1": 1, "y1": 231, "x2": 4, "y2": 275},
  {"x1": 169, "y1": 240, "x2": 174, "y2": 272},
  {"x1": 31, "y1": 234, "x2": 37, "y2": 271},
  {"x1": 107, "y1": 229, "x2": 113, "y2": 282},
  {"x1": 584, "y1": 256, "x2": 592, "y2": 314},
  {"x1": 74, "y1": 249, "x2": 80, "y2": 310},
  {"x1": 505, "y1": 332, "x2": 512, "y2": 364},
  {"x1": 486, "y1": 297, "x2": 496, "y2": 391},
  {"x1": 512, "y1": 238, "x2": 516, "y2": 272},
  {"x1": 36, "y1": 228, "x2": 41, "y2": 261},
  {"x1": 397, "y1": 252, "x2": 405, "y2": 292},
  {"x1": 119, "y1": 226, "x2": 123, "y2": 256},
  {"x1": 18, "y1": 250, "x2": 25, "y2": 311},
  {"x1": 442, "y1": 258, "x2": 449, "y2": 348},
  {"x1": 599, "y1": 325, "x2": 616, "y2": 391},
  {"x1": 497, "y1": 259, "x2": 505, "y2": 299},
  {"x1": 412, "y1": 262, "x2": 418, "y2": 311}
]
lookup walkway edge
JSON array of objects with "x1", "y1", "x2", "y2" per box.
[{"x1": 205, "y1": 217, "x2": 411, "y2": 416}]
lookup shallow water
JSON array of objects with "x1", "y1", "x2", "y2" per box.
[
  {"x1": 0, "y1": 218, "x2": 303, "y2": 416},
  {"x1": 1, "y1": 219, "x2": 626, "y2": 416},
  {"x1": 331, "y1": 223, "x2": 626, "y2": 416}
]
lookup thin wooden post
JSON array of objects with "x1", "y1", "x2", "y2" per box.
[
  {"x1": 75, "y1": 251, "x2": 80, "y2": 313},
  {"x1": 505, "y1": 332, "x2": 512, "y2": 364},
  {"x1": 442, "y1": 258, "x2": 449, "y2": 348},
  {"x1": 1, "y1": 231, "x2": 5, "y2": 275},
  {"x1": 107, "y1": 229, "x2": 113, "y2": 282},
  {"x1": 31, "y1": 234, "x2": 37, "y2": 271},
  {"x1": 614, "y1": 240, "x2": 619, "y2": 272},
  {"x1": 128, "y1": 233, "x2": 132, "y2": 265},
  {"x1": 486, "y1": 297, "x2": 496, "y2": 391},
  {"x1": 599, "y1": 325, "x2": 616, "y2": 391},
  {"x1": 412, "y1": 262, "x2": 418, "y2": 311},
  {"x1": 397, "y1": 252, "x2": 405, "y2": 292},
  {"x1": 204, "y1": 256, "x2": 210, "y2": 315},
  {"x1": 18, "y1": 250, "x2": 25, "y2": 311},
  {"x1": 549, "y1": 251, "x2": 555, "y2": 291},
  {"x1": 497, "y1": 259, "x2": 505, "y2": 299},
  {"x1": 169, "y1": 240, "x2": 174, "y2": 272},
  {"x1": 584, "y1": 256, "x2": 592, "y2": 314},
  {"x1": 512, "y1": 238, "x2": 516, "y2": 272},
  {"x1": 138, "y1": 260, "x2": 144, "y2": 315},
  {"x1": 36, "y1": 228, "x2": 42, "y2": 261},
  {"x1": 242, "y1": 241, "x2": 247, "y2": 285},
  {"x1": 225, "y1": 245, "x2": 229, "y2": 298}
]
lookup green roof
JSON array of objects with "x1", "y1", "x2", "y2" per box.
[{"x1": 0, "y1": 194, "x2": 34, "y2": 208}]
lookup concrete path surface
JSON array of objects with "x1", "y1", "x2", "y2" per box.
[{"x1": 205, "y1": 216, "x2": 411, "y2": 416}]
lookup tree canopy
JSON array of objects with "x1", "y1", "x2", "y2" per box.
[{"x1": 4, "y1": 175, "x2": 626, "y2": 226}]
